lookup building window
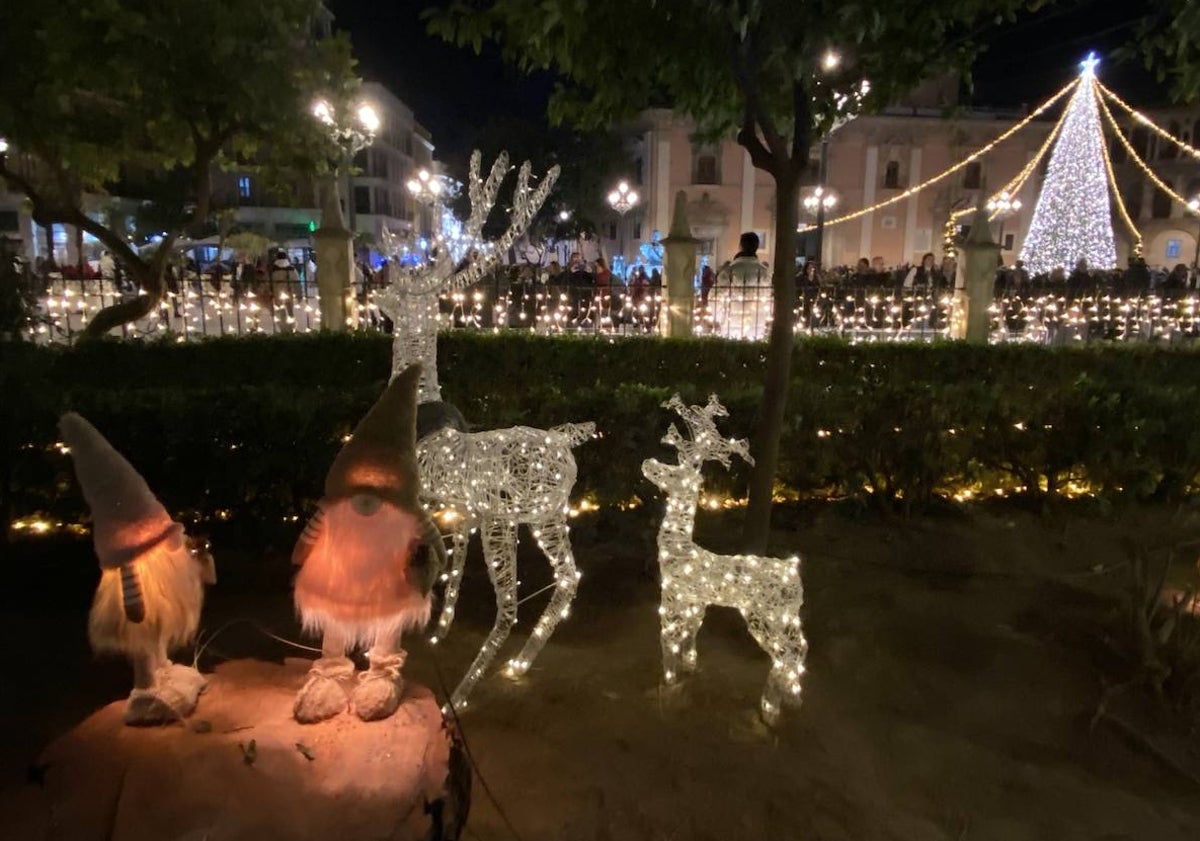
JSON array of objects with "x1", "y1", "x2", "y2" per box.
[
  {"x1": 1003, "y1": 233, "x2": 1014, "y2": 251},
  {"x1": 693, "y1": 145, "x2": 720, "y2": 185},
  {"x1": 237, "y1": 176, "x2": 252, "y2": 199},
  {"x1": 634, "y1": 157, "x2": 644, "y2": 184},
  {"x1": 374, "y1": 188, "x2": 391, "y2": 217},
  {"x1": 607, "y1": 222, "x2": 617, "y2": 240},
  {"x1": 354, "y1": 186, "x2": 371, "y2": 215},
  {"x1": 1110, "y1": 128, "x2": 1127, "y2": 163},
  {"x1": 883, "y1": 160, "x2": 902, "y2": 189},
  {"x1": 1151, "y1": 187, "x2": 1172, "y2": 219},
  {"x1": 1166, "y1": 238, "x2": 1182, "y2": 259},
  {"x1": 633, "y1": 221, "x2": 642, "y2": 239},
  {"x1": 963, "y1": 162, "x2": 982, "y2": 190}
]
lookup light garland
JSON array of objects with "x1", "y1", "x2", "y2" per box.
[
  {"x1": 1018, "y1": 66, "x2": 1117, "y2": 276},
  {"x1": 1097, "y1": 104, "x2": 1145, "y2": 257},
  {"x1": 641, "y1": 394, "x2": 806, "y2": 725},
  {"x1": 1097, "y1": 80, "x2": 1200, "y2": 164},
  {"x1": 823, "y1": 78, "x2": 1080, "y2": 229},
  {"x1": 951, "y1": 100, "x2": 1070, "y2": 222},
  {"x1": 416, "y1": 421, "x2": 595, "y2": 711},
  {"x1": 1095, "y1": 91, "x2": 1198, "y2": 228},
  {"x1": 376, "y1": 150, "x2": 560, "y2": 403}
]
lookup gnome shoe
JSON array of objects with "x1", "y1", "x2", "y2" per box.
[
  {"x1": 124, "y1": 663, "x2": 208, "y2": 725},
  {"x1": 125, "y1": 689, "x2": 180, "y2": 726},
  {"x1": 352, "y1": 651, "x2": 407, "y2": 722},
  {"x1": 294, "y1": 656, "x2": 355, "y2": 723}
]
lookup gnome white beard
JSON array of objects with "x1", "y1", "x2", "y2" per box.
[{"x1": 89, "y1": 541, "x2": 205, "y2": 659}]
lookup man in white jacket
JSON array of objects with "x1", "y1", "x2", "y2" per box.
[{"x1": 713, "y1": 232, "x2": 771, "y2": 340}]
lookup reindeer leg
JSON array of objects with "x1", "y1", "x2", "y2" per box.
[
  {"x1": 352, "y1": 632, "x2": 408, "y2": 722},
  {"x1": 507, "y1": 517, "x2": 581, "y2": 677},
  {"x1": 659, "y1": 589, "x2": 691, "y2": 686},
  {"x1": 448, "y1": 517, "x2": 517, "y2": 711},
  {"x1": 294, "y1": 628, "x2": 355, "y2": 724},
  {"x1": 432, "y1": 524, "x2": 471, "y2": 643},
  {"x1": 744, "y1": 599, "x2": 807, "y2": 726}
]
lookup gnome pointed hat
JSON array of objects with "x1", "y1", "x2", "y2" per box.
[
  {"x1": 59, "y1": 412, "x2": 184, "y2": 570},
  {"x1": 325, "y1": 364, "x2": 421, "y2": 508}
]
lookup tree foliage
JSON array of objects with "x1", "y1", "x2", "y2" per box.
[
  {"x1": 1130, "y1": 0, "x2": 1200, "y2": 102},
  {"x1": 428, "y1": 0, "x2": 1040, "y2": 549},
  {"x1": 0, "y1": 0, "x2": 356, "y2": 337}
]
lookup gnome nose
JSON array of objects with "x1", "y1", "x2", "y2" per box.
[{"x1": 350, "y1": 494, "x2": 383, "y2": 516}]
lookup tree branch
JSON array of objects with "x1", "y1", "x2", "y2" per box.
[{"x1": 737, "y1": 109, "x2": 776, "y2": 172}]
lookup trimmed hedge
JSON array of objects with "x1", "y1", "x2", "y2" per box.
[{"x1": 4, "y1": 333, "x2": 1200, "y2": 541}]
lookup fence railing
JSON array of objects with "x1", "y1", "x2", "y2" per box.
[{"x1": 17, "y1": 273, "x2": 1200, "y2": 345}]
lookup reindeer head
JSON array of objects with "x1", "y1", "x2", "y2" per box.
[{"x1": 661, "y1": 394, "x2": 753, "y2": 470}]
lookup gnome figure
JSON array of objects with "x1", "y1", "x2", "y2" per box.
[
  {"x1": 60, "y1": 413, "x2": 216, "y2": 726},
  {"x1": 292, "y1": 365, "x2": 447, "y2": 723}
]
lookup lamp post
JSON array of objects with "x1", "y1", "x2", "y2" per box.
[
  {"x1": 312, "y1": 98, "x2": 379, "y2": 331},
  {"x1": 607, "y1": 180, "x2": 639, "y2": 279},
  {"x1": 406, "y1": 168, "x2": 444, "y2": 244},
  {"x1": 802, "y1": 186, "x2": 837, "y2": 266},
  {"x1": 985, "y1": 190, "x2": 1022, "y2": 260},
  {"x1": 1188, "y1": 196, "x2": 1200, "y2": 286}
]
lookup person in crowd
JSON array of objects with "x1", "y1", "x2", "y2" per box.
[
  {"x1": 853, "y1": 257, "x2": 873, "y2": 284},
  {"x1": 903, "y1": 252, "x2": 936, "y2": 290},
  {"x1": 594, "y1": 256, "x2": 617, "y2": 323},
  {"x1": 1067, "y1": 258, "x2": 1089, "y2": 296},
  {"x1": 700, "y1": 263, "x2": 716, "y2": 307},
  {"x1": 545, "y1": 259, "x2": 562, "y2": 284},
  {"x1": 269, "y1": 249, "x2": 297, "y2": 328},
  {"x1": 1008, "y1": 259, "x2": 1029, "y2": 294},
  {"x1": 1162, "y1": 262, "x2": 1189, "y2": 298},
  {"x1": 941, "y1": 256, "x2": 958, "y2": 289},
  {"x1": 713, "y1": 231, "x2": 771, "y2": 340}
]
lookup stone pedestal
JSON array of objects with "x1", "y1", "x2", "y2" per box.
[
  {"x1": 0, "y1": 659, "x2": 450, "y2": 841},
  {"x1": 957, "y1": 200, "x2": 1000, "y2": 343},
  {"x1": 314, "y1": 227, "x2": 356, "y2": 331},
  {"x1": 315, "y1": 175, "x2": 359, "y2": 332},
  {"x1": 661, "y1": 191, "x2": 699, "y2": 338}
]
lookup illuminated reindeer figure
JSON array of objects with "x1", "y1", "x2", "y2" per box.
[
  {"x1": 641, "y1": 395, "x2": 807, "y2": 725},
  {"x1": 376, "y1": 150, "x2": 560, "y2": 403},
  {"x1": 417, "y1": 421, "x2": 594, "y2": 710}
]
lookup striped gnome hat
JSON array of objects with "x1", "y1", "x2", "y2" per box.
[
  {"x1": 59, "y1": 412, "x2": 184, "y2": 570},
  {"x1": 325, "y1": 364, "x2": 421, "y2": 508}
]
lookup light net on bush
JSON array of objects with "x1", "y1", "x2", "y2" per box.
[
  {"x1": 416, "y1": 421, "x2": 594, "y2": 710},
  {"x1": 642, "y1": 394, "x2": 807, "y2": 724}
]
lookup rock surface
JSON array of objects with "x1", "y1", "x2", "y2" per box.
[{"x1": 0, "y1": 658, "x2": 449, "y2": 841}]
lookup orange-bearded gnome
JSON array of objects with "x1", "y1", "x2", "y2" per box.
[
  {"x1": 59, "y1": 412, "x2": 216, "y2": 726},
  {"x1": 292, "y1": 364, "x2": 447, "y2": 723}
]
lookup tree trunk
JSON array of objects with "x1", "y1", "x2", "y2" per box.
[
  {"x1": 42, "y1": 225, "x2": 54, "y2": 266},
  {"x1": 742, "y1": 171, "x2": 799, "y2": 553},
  {"x1": 80, "y1": 262, "x2": 162, "y2": 339}
]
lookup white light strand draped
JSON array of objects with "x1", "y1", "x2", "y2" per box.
[
  {"x1": 377, "y1": 150, "x2": 560, "y2": 403},
  {"x1": 417, "y1": 421, "x2": 594, "y2": 711},
  {"x1": 642, "y1": 395, "x2": 807, "y2": 725}
]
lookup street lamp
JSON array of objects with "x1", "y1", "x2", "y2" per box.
[
  {"x1": 406, "y1": 168, "x2": 444, "y2": 244},
  {"x1": 311, "y1": 97, "x2": 379, "y2": 331},
  {"x1": 986, "y1": 190, "x2": 1022, "y2": 255},
  {"x1": 802, "y1": 187, "x2": 837, "y2": 267},
  {"x1": 607, "y1": 181, "x2": 639, "y2": 277},
  {"x1": 1188, "y1": 195, "x2": 1200, "y2": 283},
  {"x1": 821, "y1": 50, "x2": 841, "y2": 72},
  {"x1": 558, "y1": 209, "x2": 572, "y2": 222}
]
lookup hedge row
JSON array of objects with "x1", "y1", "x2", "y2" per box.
[{"x1": 4, "y1": 333, "x2": 1200, "y2": 542}]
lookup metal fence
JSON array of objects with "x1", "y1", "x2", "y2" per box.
[{"x1": 17, "y1": 272, "x2": 1200, "y2": 345}]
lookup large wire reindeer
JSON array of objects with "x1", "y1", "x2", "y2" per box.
[
  {"x1": 376, "y1": 151, "x2": 560, "y2": 402},
  {"x1": 377, "y1": 151, "x2": 590, "y2": 710},
  {"x1": 641, "y1": 394, "x2": 807, "y2": 725},
  {"x1": 417, "y1": 421, "x2": 594, "y2": 710}
]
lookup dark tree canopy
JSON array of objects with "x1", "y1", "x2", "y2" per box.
[
  {"x1": 1131, "y1": 0, "x2": 1200, "y2": 102},
  {"x1": 429, "y1": 0, "x2": 1040, "y2": 549},
  {"x1": 0, "y1": 0, "x2": 357, "y2": 337}
]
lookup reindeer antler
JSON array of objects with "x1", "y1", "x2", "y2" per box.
[{"x1": 662, "y1": 394, "x2": 753, "y2": 468}]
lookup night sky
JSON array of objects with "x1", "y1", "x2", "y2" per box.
[{"x1": 332, "y1": 0, "x2": 1166, "y2": 160}]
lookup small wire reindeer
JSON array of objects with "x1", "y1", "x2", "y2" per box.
[{"x1": 641, "y1": 394, "x2": 807, "y2": 724}]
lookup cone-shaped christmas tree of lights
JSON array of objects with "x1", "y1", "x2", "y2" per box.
[{"x1": 1019, "y1": 54, "x2": 1117, "y2": 276}]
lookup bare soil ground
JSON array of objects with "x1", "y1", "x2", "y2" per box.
[{"x1": 3, "y1": 504, "x2": 1199, "y2": 840}]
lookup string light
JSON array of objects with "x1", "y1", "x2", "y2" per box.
[
  {"x1": 823, "y1": 78, "x2": 1080, "y2": 229},
  {"x1": 1097, "y1": 80, "x2": 1200, "y2": 164},
  {"x1": 951, "y1": 100, "x2": 1071, "y2": 222},
  {"x1": 642, "y1": 394, "x2": 806, "y2": 725},
  {"x1": 417, "y1": 422, "x2": 595, "y2": 711},
  {"x1": 1097, "y1": 103, "x2": 1144, "y2": 256},
  {"x1": 1095, "y1": 90, "x2": 1197, "y2": 226},
  {"x1": 1019, "y1": 70, "x2": 1117, "y2": 276}
]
